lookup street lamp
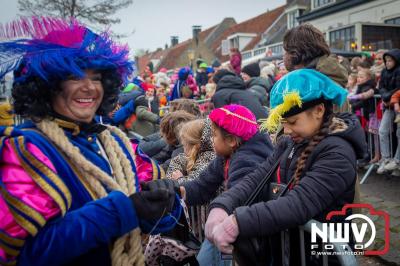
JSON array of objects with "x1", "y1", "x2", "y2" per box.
[
  {"x1": 351, "y1": 42, "x2": 357, "y2": 51},
  {"x1": 187, "y1": 49, "x2": 195, "y2": 69}
]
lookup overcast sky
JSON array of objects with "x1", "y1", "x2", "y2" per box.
[{"x1": 0, "y1": 0, "x2": 285, "y2": 54}]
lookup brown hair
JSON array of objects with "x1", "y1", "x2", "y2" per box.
[
  {"x1": 350, "y1": 57, "x2": 362, "y2": 70},
  {"x1": 160, "y1": 110, "x2": 196, "y2": 145},
  {"x1": 179, "y1": 119, "x2": 204, "y2": 172},
  {"x1": 283, "y1": 24, "x2": 330, "y2": 70},
  {"x1": 230, "y1": 47, "x2": 239, "y2": 53},
  {"x1": 349, "y1": 72, "x2": 358, "y2": 79},
  {"x1": 358, "y1": 68, "x2": 372, "y2": 78},
  {"x1": 169, "y1": 98, "x2": 201, "y2": 117},
  {"x1": 293, "y1": 103, "x2": 334, "y2": 184},
  {"x1": 358, "y1": 60, "x2": 372, "y2": 69},
  {"x1": 181, "y1": 85, "x2": 193, "y2": 99}
]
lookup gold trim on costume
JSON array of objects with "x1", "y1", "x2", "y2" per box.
[
  {"x1": 54, "y1": 118, "x2": 80, "y2": 136},
  {"x1": 9, "y1": 137, "x2": 68, "y2": 216},
  {"x1": 22, "y1": 128, "x2": 97, "y2": 201},
  {"x1": 4, "y1": 127, "x2": 13, "y2": 136},
  {"x1": 151, "y1": 161, "x2": 158, "y2": 180},
  {"x1": 16, "y1": 137, "x2": 72, "y2": 211},
  {"x1": 159, "y1": 165, "x2": 165, "y2": 179},
  {"x1": 0, "y1": 258, "x2": 17, "y2": 266},
  {"x1": 0, "y1": 187, "x2": 45, "y2": 228},
  {"x1": 0, "y1": 188, "x2": 39, "y2": 236},
  {"x1": 0, "y1": 241, "x2": 20, "y2": 257},
  {"x1": 0, "y1": 231, "x2": 24, "y2": 247},
  {"x1": 220, "y1": 108, "x2": 258, "y2": 125},
  {"x1": 65, "y1": 158, "x2": 98, "y2": 200}
]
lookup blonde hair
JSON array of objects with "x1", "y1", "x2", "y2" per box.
[
  {"x1": 179, "y1": 119, "x2": 204, "y2": 172},
  {"x1": 349, "y1": 73, "x2": 358, "y2": 79},
  {"x1": 205, "y1": 83, "x2": 216, "y2": 97}
]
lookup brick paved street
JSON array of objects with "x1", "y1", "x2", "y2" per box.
[{"x1": 358, "y1": 169, "x2": 400, "y2": 266}]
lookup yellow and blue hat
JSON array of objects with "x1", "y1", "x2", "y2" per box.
[{"x1": 262, "y1": 69, "x2": 348, "y2": 132}]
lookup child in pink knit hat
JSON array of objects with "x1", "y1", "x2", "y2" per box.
[
  {"x1": 141, "y1": 104, "x2": 273, "y2": 266},
  {"x1": 209, "y1": 104, "x2": 259, "y2": 141}
]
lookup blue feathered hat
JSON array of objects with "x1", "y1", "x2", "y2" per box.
[
  {"x1": 261, "y1": 69, "x2": 348, "y2": 132},
  {"x1": 0, "y1": 17, "x2": 134, "y2": 84}
]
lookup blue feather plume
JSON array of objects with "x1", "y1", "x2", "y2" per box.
[{"x1": 0, "y1": 17, "x2": 134, "y2": 84}]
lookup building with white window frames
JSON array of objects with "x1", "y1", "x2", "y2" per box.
[{"x1": 298, "y1": 0, "x2": 400, "y2": 51}]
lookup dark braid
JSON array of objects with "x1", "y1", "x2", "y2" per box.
[{"x1": 293, "y1": 103, "x2": 334, "y2": 185}]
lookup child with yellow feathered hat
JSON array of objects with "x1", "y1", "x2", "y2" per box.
[{"x1": 204, "y1": 68, "x2": 367, "y2": 265}]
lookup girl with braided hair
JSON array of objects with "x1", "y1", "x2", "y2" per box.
[
  {"x1": 205, "y1": 69, "x2": 367, "y2": 265},
  {"x1": 0, "y1": 17, "x2": 180, "y2": 266}
]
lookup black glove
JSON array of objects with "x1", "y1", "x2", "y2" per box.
[
  {"x1": 130, "y1": 189, "x2": 174, "y2": 221},
  {"x1": 141, "y1": 179, "x2": 181, "y2": 197}
]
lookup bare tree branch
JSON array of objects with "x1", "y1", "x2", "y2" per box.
[{"x1": 17, "y1": 0, "x2": 133, "y2": 29}]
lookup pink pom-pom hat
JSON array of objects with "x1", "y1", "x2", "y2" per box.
[{"x1": 209, "y1": 104, "x2": 258, "y2": 141}]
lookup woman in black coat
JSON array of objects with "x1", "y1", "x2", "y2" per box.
[{"x1": 211, "y1": 69, "x2": 268, "y2": 120}]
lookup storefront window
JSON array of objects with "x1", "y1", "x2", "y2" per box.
[
  {"x1": 362, "y1": 25, "x2": 400, "y2": 50},
  {"x1": 329, "y1": 26, "x2": 355, "y2": 51},
  {"x1": 269, "y1": 44, "x2": 283, "y2": 54},
  {"x1": 385, "y1": 17, "x2": 400, "y2": 25},
  {"x1": 313, "y1": 0, "x2": 334, "y2": 9}
]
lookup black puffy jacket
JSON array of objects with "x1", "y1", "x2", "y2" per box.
[
  {"x1": 246, "y1": 77, "x2": 270, "y2": 107},
  {"x1": 212, "y1": 75, "x2": 268, "y2": 120},
  {"x1": 379, "y1": 49, "x2": 400, "y2": 103},
  {"x1": 351, "y1": 79, "x2": 377, "y2": 119}
]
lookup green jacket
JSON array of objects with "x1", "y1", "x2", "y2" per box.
[{"x1": 130, "y1": 105, "x2": 159, "y2": 137}]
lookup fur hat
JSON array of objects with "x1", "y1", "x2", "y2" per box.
[
  {"x1": 241, "y1": 63, "x2": 260, "y2": 77},
  {"x1": 209, "y1": 104, "x2": 258, "y2": 141}
]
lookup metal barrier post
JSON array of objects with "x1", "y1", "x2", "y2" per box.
[
  {"x1": 299, "y1": 226, "x2": 306, "y2": 266},
  {"x1": 360, "y1": 164, "x2": 376, "y2": 184},
  {"x1": 196, "y1": 206, "x2": 202, "y2": 241},
  {"x1": 190, "y1": 207, "x2": 196, "y2": 237},
  {"x1": 360, "y1": 95, "x2": 382, "y2": 184}
]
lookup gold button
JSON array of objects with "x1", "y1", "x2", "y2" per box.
[{"x1": 88, "y1": 136, "x2": 93, "y2": 142}]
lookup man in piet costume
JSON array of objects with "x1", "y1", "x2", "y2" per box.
[{"x1": 0, "y1": 17, "x2": 181, "y2": 266}]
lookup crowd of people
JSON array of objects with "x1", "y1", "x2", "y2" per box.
[
  {"x1": 0, "y1": 17, "x2": 398, "y2": 266},
  {"x1": 113, "y1": 25, "x2": 400, "y2": 179}
]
